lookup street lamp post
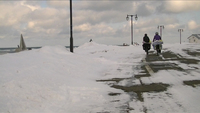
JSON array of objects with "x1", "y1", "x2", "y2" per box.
[
  {"x1": 178, "y1": 29, "x2": 183, "y2": 44},
  {"x1": 126, "y1": 14, "x2": 138, "y2": 45},
  {"x1": 70, "y1": 0, "x2": 73, "y2": 53},
  {"x1": 158, "y1": 25, "x2": 164, "y2": 39}
]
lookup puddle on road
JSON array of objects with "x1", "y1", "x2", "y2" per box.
[
  {"x1": 145, "y1": 54, "x2": 163, "y2": 62},
  {"x1": 144, "y1": 50, "x2": 200, "y2": 73},
  {"x1": 112, "y1": 83, "x2": 169, "y2": 93},
  {"x1": 148, "y1": 63, "x2": 184, "y2": 72},
  {"x1": 97, "y1": 77, "x2": 170, "y2": 102},
  {"x1": 97, "y1": 77, "x2": 169, "y2": 101},
  {"x1": 162, "y1": 51, "x2": 179, "y2": 60},
  {"x1": 135, "y1": 73, "x2": 151, "y2": 79},
  {"x1": 147, "y1": 50, "x2": 200, "y2": 64},
  {"x1": 111, "y1": 83, "x2": 170, "y2": 102},
  {"x1": 96, "y1": 77, "x2": 130, "y2": 83},
  {"x1": 140, "y1": 62, "x2": 184, "y2": 73},
  {"x1": 179, "y1": 58, "x2": 200, "y2": 64},
  {"x1": 163, "y1": 50, "x2": 200, "y2": 64},
  {"x1": 183, "y1": 49, "x2": 200, "y2": 57},
  {"x1": 183, "y1": 80, "x2": 200, "y2": 87}
]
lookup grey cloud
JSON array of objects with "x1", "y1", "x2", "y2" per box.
[
  {"x1": 0, "y1": 26, "x2": 20, "y2": 39},
  {"x1": 74, "y1": 1, "x2": 134, "y2": 12},
  {"x1": 23, "y1": 8, "x2": 69, "y2": 34},
  {"x1": 47, "y1": 1, "x2": 69, "y2": 8},
  {"x1": 136, "y1": 16, "x2": 179, "y2": 30},
  {"x1": 72, "y1": 1, "x2": 137, "y2": 26},
  {"x1": 0, "y1": 2, "x2": 70, "y2": 42},
  {"x1": 156, "y1": 1, "x2": 200, "y2": 14},
  {"x1": 135, "y1": 3, "x2": 154, "y2": 17},
  {"x1": 73, "y1": 10, "x2": 126, "y2": 26},
  {"x1": 23, "y1": 1, "x2": 41, "y2": 7}
]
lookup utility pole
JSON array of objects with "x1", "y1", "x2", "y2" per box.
[
  {"x1": 126, "y1": 14, "x2": 138, "y2": 45},
  {"x1": 178, "y1": 29, "x2": 183, "y2": 44},
  {"x1": 70, "y1": 0, "x2": 73, "y2": 52},
  {"x1": 158, "y1": 25, "x2": 164, "y2": 39}
]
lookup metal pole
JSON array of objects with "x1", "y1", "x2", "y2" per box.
[
  {"x1": 126, "y1": 14, "x2": 137, "y2": 45},
  {"x1": 133, "y1": 18, "x2": 135, "y2": 45},
  {"x1": 180, "y1": 31, "x2": 181, "y2": 44},
  {"x1": 158, "y1": 25, "x2": 164, "y2": 39},
  {"x1": 70, "y1": 0, "x2": 73, "y2": 52},
  {"x1": 131, "y1": 16, "x2": 133, "y2": 45},
  {"x1": 178, "y1": 29, "x2": 183, "y2": 44},
  {"x1": 160, "y1": 26, "x2": 162, "y2": 38}
]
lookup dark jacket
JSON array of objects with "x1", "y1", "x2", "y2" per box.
[{"x1": 143, "y1": 34, "x2": 150, "y2": 43}]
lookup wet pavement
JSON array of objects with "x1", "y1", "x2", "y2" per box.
[{"x1": 97, "y1": 47, "x2": 200, "y2": 113}]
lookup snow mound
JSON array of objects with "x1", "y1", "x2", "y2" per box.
[
  {"x1": 38, "y1": 45, "x2": 72, "y2": 55},
  {"x1": 0, "y1": 44, "x2": 123, "y2": 113},
  {"x1": 78, "y1": 42, "x2": 107, "y2": 49},
  {"x1": 76, "y1": 42, "x2": 112, "y2": 55}
]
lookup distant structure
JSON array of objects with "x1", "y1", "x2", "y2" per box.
[
  {"x1": 15, "y1": 34, "x2": 27, "y2": 52},
  {"x1": 188, "y1": 34, "x2": 200, "y2": 44},
  {"x1": 158, "y1": 25, "x2": 164, "y2": 39},
  {"x1": 123, "y1": 43, "x2": 129, "y2": 46}
]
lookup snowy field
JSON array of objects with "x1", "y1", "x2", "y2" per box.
[{"x1": 0, "y1": 42, "x2": 200, "y2": 113}]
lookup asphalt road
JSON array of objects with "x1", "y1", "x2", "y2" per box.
[{"x1": 98, "y1": 47, "x2": 200, "y2": 113}]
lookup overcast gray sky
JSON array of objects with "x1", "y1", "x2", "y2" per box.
[{"x1": 0, "y1": 0, "x2": 200, "y2": 47}]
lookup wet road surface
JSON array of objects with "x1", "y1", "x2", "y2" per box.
[{"x1": 97, "y1": 47, "x2": 200, "y2": 113}]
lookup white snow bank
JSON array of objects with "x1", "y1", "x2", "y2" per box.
[{"x1": 0, "y1": 44, "x2": 129, "y2": 113}]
